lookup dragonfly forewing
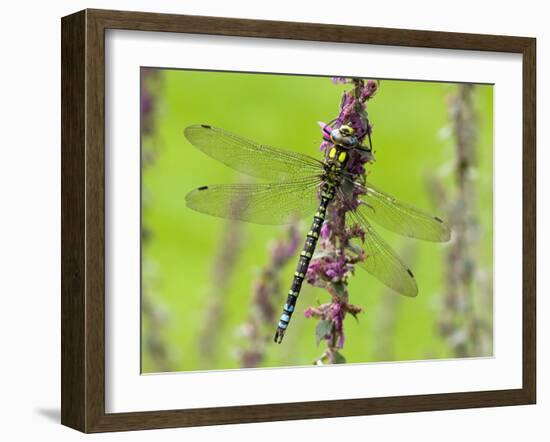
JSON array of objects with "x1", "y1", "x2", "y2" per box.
[{"x1": 184, "y1": 125, "x2": 324, "y2": 182}]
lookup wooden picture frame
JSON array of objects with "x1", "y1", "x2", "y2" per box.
[{"x1": 61, "y1": 8, "x2": 536, "y2": 433}]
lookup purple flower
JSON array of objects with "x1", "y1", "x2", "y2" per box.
[
  {"x1": 141, "y1": 94, "x2": 152, "y2": 115},
  {"x1": 331, "y1": 77, "x2": 349, "y2": 84},
  {"x1": 320, "y1": 222, "x2": 331, "y2": 239},
  {"x1": 349, "y1": 113, "x2": 367, "y2": 138},
  {"x1": 286, "y1": 229, "x2": 301, "y2": 257},
  {"x1": 335, "y1": 92, "x2": 355, "y2": 128},
  {"x1": 346, "y1": 150, "x2": 368, "y2": 176},
  {"x1": 342, "y1": 223, "x2": 366, "y2": 245},
  {"x1": 359, "y1": 80, "x2": 378, "y2": 100},
  {"x1": 306, "y1": 260, "x2": 322, "y2": 285},
  {"x1": 270, "y1": 223, "x2": 301, "y2": 265},
  {"x1": 325, "y1": 256, "x2": 348, "y2": 281},
  {"x1": 306, "y1": 254, "x2": 353, "y2": 284}
]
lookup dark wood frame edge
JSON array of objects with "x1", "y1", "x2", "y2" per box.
[{"x1": 61, "y1": 8, "x2": 536, "y2": 433}]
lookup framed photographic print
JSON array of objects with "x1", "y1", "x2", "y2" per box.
[{"x1": 61, "y1": 9, "x2": 536, "y2": 433}]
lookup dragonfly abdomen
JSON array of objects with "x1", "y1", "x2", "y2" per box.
[{"x1": 274, "y1": 186, "x2": 335, "y2": 343}]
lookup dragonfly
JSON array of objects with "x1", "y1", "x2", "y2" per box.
[{"x1": 184, "y1": 123, "x2": 450, "y2": 343}]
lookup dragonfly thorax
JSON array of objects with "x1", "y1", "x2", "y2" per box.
[
  {"x1": 327, "y1": 145, "x2": 350, "y2": 168},
  {"x1": 322, "y1": 155, "x2": 346, "y2": 187}
]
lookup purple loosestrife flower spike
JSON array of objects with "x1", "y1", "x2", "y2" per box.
[
  {"x1": 307, "y1": 78, "x2": 376, "y2": 364},
  {"x1": 141, "y1": 69, "x2": 174, "y2": 372},
  {"x1": 237, "y1": 221, "x2": 301, "y2": 368}
]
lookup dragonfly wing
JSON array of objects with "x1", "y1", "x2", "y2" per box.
[
  {"x1": 186, "y1": 177, "x2": 320, "y2": 225},
  {"x1": 344, "y1": 201, "x2": 418, "y2": 297},
  {"x1": 185, "y1": 125, "x2": 323, "y2": 181},
  {"x1": 356, "y1": 181, "x2": 451, "y2": 242}
]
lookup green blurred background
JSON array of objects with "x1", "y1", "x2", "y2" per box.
[{"x1": 141, "y1": 69, "x2": 493, "y2": 373}]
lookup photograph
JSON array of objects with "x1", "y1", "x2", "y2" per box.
[{"x1": 140, "y1": 69, "x2": 494, "y2": 373}]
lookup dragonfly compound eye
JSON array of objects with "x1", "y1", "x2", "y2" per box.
[{"x1": 339, "y1": 125, "x2": 354, "y2": 136}]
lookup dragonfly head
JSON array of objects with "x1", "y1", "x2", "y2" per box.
[{"x1": 330, "y1": 125, "x2": 359, "y2": 149}]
